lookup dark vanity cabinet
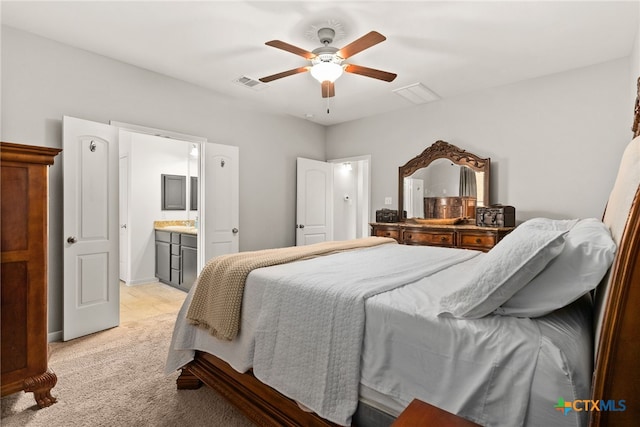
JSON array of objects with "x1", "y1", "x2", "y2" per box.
[
  {"x1": 155, "y1": 230, "x2": 197, "y2": 291},
  {"x1": 181, "y1": 234, "x2": 198, "y2": 289},
  {"x1": 155, "y1": 232, "x2": 171, "y2": 284}
]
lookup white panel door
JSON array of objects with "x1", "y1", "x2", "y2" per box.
[
  {"x1": 63, "y1": 116, "x2": 119, "y2": 341},
  {"x1": 119, "y1": 155, "x2": 129, "y2": 282},
  {"x1": 296, "y1": 158, "x2": 333, "y2": 246},
  {"x1": 203, "y1": 143, "x2": 239, "y2": 263}
]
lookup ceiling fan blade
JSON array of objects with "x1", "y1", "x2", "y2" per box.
[
  {"x1": 344, "y1": 64, "x2": 397, "y2": 82},
  {"x1": 337, "y1": 31, "x2": 386, "y2": 59},
  {"x1": 321, "y1": 81, "x2": 335, "y2": 98},
  {"x1": 259, "y1": 66, "x2": 310, "y2": 83},
  {"x1": 265, "y1": 40, "x2": 316, "y2": 60}
]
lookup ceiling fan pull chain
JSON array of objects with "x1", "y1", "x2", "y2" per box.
[{"x1": 325, "y1": 85, "x2": 330, "y2": 114}]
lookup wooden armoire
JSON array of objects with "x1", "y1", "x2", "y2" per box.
[{"x1": 1, "y1": 142, "x2": 61, "y2": 407}]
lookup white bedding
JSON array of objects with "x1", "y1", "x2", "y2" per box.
[
  {"x1": 166, "y1": 244, "x2": 592, "y2": 427},
  {"x1": 361, "y1": 254, "x2": 592, "y2": 427},
  {"x1": 165, "y1": 265, "x2": 264, "y2": 374},
  {"x1": 252, "y1": 244, "x2": 478, "y2": 425},
  {"x1": 363, "y1": 255, "x2": 540, "y2": 425}
]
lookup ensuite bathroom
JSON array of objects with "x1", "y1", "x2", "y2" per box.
[{"x1": 118, "y1": 131, "x2": 199, "y2": 289}]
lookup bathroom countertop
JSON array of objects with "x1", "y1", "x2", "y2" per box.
[{"x1": 154, "y1": 220, "x2": 198, "y2": 235}]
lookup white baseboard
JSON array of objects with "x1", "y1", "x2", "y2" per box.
[
  {"x1": 122, "y1": 277, "x2": 160, "y2": 286},
  {"x1": 48, "y1": 330, "x2": 63, "y2": 343}
]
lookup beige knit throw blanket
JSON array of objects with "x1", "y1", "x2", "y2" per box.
[{"x1": 185, "y1": 236, "x2": 397, "y2": 340}]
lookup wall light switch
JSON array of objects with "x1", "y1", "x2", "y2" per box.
[{"x1": 384, "y1": 197, "x2": 392, "y2": 205}]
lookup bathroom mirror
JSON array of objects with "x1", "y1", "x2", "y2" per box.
[{"x1": 161, "y1": 174, "x2": 186, "y2": 210}]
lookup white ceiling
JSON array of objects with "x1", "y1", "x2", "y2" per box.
[{"x1": 2, "y1": 1, "x2": 638, "y2": 126}]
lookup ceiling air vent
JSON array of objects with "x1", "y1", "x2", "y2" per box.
[
  {"x1": 393, "y1": 83, "x2": 440, "y2": 104},
  {"x1": 234, "y1": 76, "x2": 268, "y2": 91}
]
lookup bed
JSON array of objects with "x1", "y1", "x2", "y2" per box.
[{"x1": 166, "y1": 78, "x2": 640, "y2": 427}]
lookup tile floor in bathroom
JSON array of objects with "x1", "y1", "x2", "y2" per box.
[{"x1": 120, "y1": 281, "x2": 187, "y2": 323}]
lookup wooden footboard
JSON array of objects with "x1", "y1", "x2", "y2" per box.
[{"x1": 178, "y1": 351, "x2": 339, "y2": 427}]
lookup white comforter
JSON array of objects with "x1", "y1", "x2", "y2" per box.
[
  {"x1": 362, "y1": 255, "x2": 544, "y2": 426},
  {"x1": 251, "y1": 244, "x2": 479, "y2": 425},
  {"x1": 166, "y1": 243, "x2": 545, "y2": 427}
]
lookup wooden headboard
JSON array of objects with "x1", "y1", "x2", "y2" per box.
[
  {"x1": 634, "y1": 77, "x2": 640, "y2": 138},
  {"x1": 590, "y1": 77, "x2": 640, "y2": 426}
]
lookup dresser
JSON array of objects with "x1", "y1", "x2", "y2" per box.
[
  {"x1": 371, "y1": 222, "x2": 513, "y2": 251},
  {"x1": 1, "y1": 142, "x2": 61, "y2": 407}
]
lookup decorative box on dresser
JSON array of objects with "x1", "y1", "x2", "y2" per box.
[
  {"x1": 1, "y1": 142, "x2": 61, "y2": 408},
  {"x1": 371, "y1": 222, "x2": 513, "y2": 252}
]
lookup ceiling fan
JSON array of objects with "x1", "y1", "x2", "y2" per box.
[{"x1": 259, "y1": 28, "x2": 397, "y2": 98}]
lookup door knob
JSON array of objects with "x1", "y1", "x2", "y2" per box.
[
  {"x1": 120, "y1": 224, "x2": 127, "y2": 229},
  {"x1": 67, "y1": 236, "x2": 77, "y2": 244},
  {"x1": 232, "y1": 228, "x2": 239, "y2": 234},
  {"x1": 299, "y1": 224, "x2": 305, "y2": 229}
]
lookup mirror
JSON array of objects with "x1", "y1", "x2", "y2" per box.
[
  {"x1": 398, "y1": 140, "x2": 490, "y2": 221},
  {"x1": 190, "y1": 176, "x2": 198, "y2": 211}
]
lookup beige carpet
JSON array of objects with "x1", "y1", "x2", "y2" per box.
[{"x1": 0, "y1": 312, "x2": 253, "y2": 427}]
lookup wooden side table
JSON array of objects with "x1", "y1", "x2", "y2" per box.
[{"x1": 392, "y1": 399, "x2": 482, "y2": 427}]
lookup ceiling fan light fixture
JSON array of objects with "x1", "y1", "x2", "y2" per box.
[
  {"x1": 260, "y1": 29, "x2": 395, "y2": 98},
  {"x1": 310, "y1": 61, "x2": 344, "y2": 83}
]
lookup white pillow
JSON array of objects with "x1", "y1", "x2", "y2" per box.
[
  {"x1": 521, "y1": 217, "x2": 579, "y2": 231},
  {"x1": 438, "y1": 220, "x2": 567, "y2": 318},
  {"x1": 496, "y1": 218, "x2": 616, "y2": 317}
]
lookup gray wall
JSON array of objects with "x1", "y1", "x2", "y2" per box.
[
  {"x1": 326, "y1": 58, "x2": 635, "y2": 223},
  {"x1": 1, "y1": 26, "x2": 326, "y2": 336}
]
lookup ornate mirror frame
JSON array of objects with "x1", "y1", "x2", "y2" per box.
[{"x1": 398, "y1": 140, "x2": 491, "y2": 220}]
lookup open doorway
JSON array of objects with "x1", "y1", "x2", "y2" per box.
[
  {"x1": 117, "y1": 130, "x2": 201, "y2": 287},
  {"x1": 329, "y1": 155, "x2": 371, "y2": 240},
  {"x1": 63, "y1": 117, "x2": 240, "y2": 340},
  {"x1": 295, "y1": 155, "x2": 371, "y2": 246}
]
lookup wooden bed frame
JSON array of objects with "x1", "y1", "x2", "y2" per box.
[{"x1": 176, "y1": 78, "x2": 640, "y2": 427}]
